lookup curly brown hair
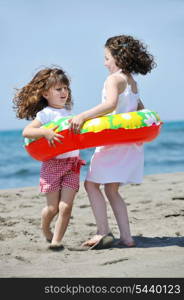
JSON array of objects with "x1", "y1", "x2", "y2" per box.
[
  {"x1": 105, "y1": 35, "x2": 156, "y2": 75},
  {"x1": 13, "y1": 67, "x2": 73, "y2": 120}
]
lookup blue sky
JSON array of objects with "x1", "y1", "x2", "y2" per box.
[{"x1": 1, "y1": 0, "x2": 184, "y2": 130}]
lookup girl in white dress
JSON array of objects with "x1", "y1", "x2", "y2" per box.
[{"x1": 70, "y1": 35, "x2": 156, "y2": 249}]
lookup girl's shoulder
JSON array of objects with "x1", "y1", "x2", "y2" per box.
[
  {"x1": 36, "y1": 106, "x2": 51, "y2": 116},
  {"x1": 36, "y1": 106, "x2": 70, "y2": 124},
  {"x1": 35, "y1": 106, "x2": 51, "y2": 124},
  {"x1": 105, "y1": 73, "x2": 127, "y2": 90},
  {"x1": 106, "y1": 72, "x2": 127, "y2": 84},
  {"x1": 39, "y1": 106, "x2": 66, "y2": 114}
]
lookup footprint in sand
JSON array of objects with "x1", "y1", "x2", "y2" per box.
[
  {"x1": 165, "y1": 213, "x2": 184, "y2": 218},
  {"x1": 101, "y1": 258, "x2": 129, "y2": 265},
  {"x1": 86, "y1": 223, "x2": 96, "y2": 227},
  {"x1": 15, "y1": 256, "x2": 31, "y2": 264},
  {"x1": 1, "y1": 230, "x2": 18, "y2": 240},
  {"x1": 79, "y1": 204, "x2": 91, "y2": 208}
]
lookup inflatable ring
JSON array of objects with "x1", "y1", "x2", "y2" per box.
[{"x1": 24, "y1": 109, "x2": 162, "y2": 161}]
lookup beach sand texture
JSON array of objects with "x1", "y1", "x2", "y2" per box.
[{"x1": 0, "y1": 172, "x2": 184, "y2": 278}]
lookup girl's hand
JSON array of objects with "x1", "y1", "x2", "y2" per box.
[
  {"x1": 68, "y1": 115, "x2": 85, "y2": 134},
  {"x1": 43, "y1": 126, "x2": 64, "y2": 147}
]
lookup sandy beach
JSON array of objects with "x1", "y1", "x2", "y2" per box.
[{"x1": 0, "y1": 172, "x2": 184, "y2": 278}]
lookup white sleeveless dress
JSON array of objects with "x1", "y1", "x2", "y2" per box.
[{"x1": 86, "y1": 75, "x2": 144, "y2": 185}]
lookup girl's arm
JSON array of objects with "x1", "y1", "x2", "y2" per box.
[
  {"x1": 69, "y1": 75, "x2": 125, "y2": 133},
  {"x1": 23, "y1": 119, "x2": 48, "y2": 139},
  {"x1": 23, "y1": 119, "x2": 63, "y2": 146}
]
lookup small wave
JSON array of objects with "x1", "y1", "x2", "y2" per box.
[
  {"x1": 159, "y1": 142, "x2": 184, "y2": 149},
  {"x1": 145, "y1": 159, "x2": 184, "y2": 167},
  {"x1": 15, "y1": 169, "x2": 30, "y2": 175},
  {"x1": 2, "y1": 168, "x2": 39, "y2": 179}
]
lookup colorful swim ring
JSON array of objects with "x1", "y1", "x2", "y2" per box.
[{"x1": 24, "y1": 109, "x2": 162, "y2": 161}]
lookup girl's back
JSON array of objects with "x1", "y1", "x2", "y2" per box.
[{"x1": 103, "y1": 70, "x2": 139, "y2": 114}]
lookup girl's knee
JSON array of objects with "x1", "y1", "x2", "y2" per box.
[
  {"x1": 42, "y1": 205, "x2": 58, "y2": 216},
  {"x1": 104, "y1": 184, "x2": 119, "y2": 197},
  {"x1": 59, "y1": 201, "x2": 72, "y2": 217},
  {"x1": 84, "y1": 180, "x2": 99, "y2": 192},
  {"x1": 84, "y1": 180, "x2": 90, "y2": 191}
]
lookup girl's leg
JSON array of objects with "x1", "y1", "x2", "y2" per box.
[
  {"x1": 51, "y1": 186, "x2": 76, "y2": 245},
  {"x1": 83, "y1": 180, "x2": 110, "y2": 245},
  {"x1": 41, "y1": 191, "x2": 60, "y2": 241},
  {"x1": 104, "y1": 183, "x2": 135, "y2": 245}
]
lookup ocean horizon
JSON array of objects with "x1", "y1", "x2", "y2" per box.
[{"x1": 0, "y1": 120, "x2": 184, "y2": 190}]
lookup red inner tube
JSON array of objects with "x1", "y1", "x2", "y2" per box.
[{"x1": 25, "y1": 123, "x2": 162, "y2": 161}]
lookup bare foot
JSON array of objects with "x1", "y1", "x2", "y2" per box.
[
  {"x1": 82, "y1": 235, "x2": 103, "y2": 247},
  {"x1": 42, "y1": 229, "x2": 53, "y2": 243},
  {"x1": 119, "y1": 239, "x2": 136, "y2": 247},
  {"x1": 49, "y1": 242, "x2": 64, "y2": 251}
]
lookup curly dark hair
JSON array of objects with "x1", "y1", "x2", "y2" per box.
[
  {"x1": 105, "y1": 35, "x2": 156, "y2": 75},
  {"x1": 13, "y1": 67, "x2": 73, "y2": 120}
]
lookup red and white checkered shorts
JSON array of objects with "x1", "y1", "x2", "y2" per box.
[{"x1": 40, "y1": 156, "x2": 85, "y2": 194}]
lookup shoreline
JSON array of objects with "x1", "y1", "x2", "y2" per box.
[
  {"x1": 0, "y1": 172, "x2": 184, "y2": 278},
  {"x1": 1, "y1": 170, "x2": 184, "y2": 192}
]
